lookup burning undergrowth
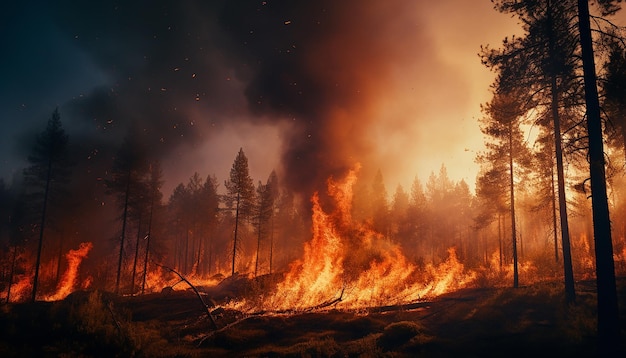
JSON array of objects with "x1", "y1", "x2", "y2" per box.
[{"x1": 228, "y1": 167, "x2": 478, "y2": 312}]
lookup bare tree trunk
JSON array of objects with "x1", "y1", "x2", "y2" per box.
[
  {"x1": 184, "y1": 229, "x2": 189, "y2": 275},
  {"x1": 141, "y1": 193, "x2": 155, "y2": 294},
  {"x1": 508, "y1": 121, "x2": 519, "y2": 288},
  {"x1": 498, "y1": 213, "x2": 503, "y2": 269},
  {"x1": 269, "y1": 213, "x2": 274, "y2": 275},
  {"x1": 551, "y1": 163, "x2": 559, "y2": 263},
  {"x1": 32, "y1": 156, "x2": 52, "y2": 301},
  {"x1": 55, "y1": 231, "x2": 64, "y2": 284},
  {"x1": 577, "y1": 1, "x2": 620, "y2": 354},
  {"x1": 255, "y1": 217, "x2": 262, "y2": 277},
  {"x1": 6, "y1": 246, "x2": 18, "y2": 303},
  {"x1": 196, "y1": 230, "x2": 202, "y2": 275},
  {"x1": 131, "y1": 216, "x2": 142, "y2": 296},
  {"x1": 232, "y1": 192, "x2": 240, "y2": 276},
  {"x1": 115, "y1": 169, "x2": 131, "y2": 295},
  {"x1": 546, "y1": 0, "x2": 575, "y2": 303}
]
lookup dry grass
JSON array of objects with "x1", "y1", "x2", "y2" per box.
[{"x1": 0, "y1": 278, "x2": 624, "y2": 357}]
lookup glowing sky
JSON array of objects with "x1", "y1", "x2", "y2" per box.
[{"x1": 0, "y1": 0, "x2": 525, "y2": 198}]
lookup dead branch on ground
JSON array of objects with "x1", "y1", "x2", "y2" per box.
[{"x1": 154, "y1": 262, "x2": 218, "y2": 329}]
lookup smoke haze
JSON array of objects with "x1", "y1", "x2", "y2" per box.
[{"x1": 2, "y1": 0, "x2": 521, "y2": 197}]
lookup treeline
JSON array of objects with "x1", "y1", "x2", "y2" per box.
[
  {"x1": 0, "y1": 121, "x2": 312, "y2": 300},
  {"x1": 479, "y1": 1, "x2": 626, "y2": 352},
  {"x1": 2, "y1": 102, "x2": 626, "y2": 304}
]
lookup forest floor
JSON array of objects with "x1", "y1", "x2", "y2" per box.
[{"x1": 1, "y1": 276, "x2": 625, "y2": 357}]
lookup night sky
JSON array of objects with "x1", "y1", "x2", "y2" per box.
[{"x1": 1, "y1": 0, "x2": 527, "y2": 198}]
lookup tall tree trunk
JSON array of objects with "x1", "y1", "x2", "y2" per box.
[
  {"x1": 269, "y1": 214, "x2": 274, "y2": 275},
  {"x1": 508, "y1": 121, "x2": 519, "y2": 288},
  {"x1": 32, "y1": 156, "x2": 53, "y2": 301},
  {"x1": 232, "y1": 191, "x2": 240, "y2": 276},
  {"x1": 547, "y1": 0, "x2": 576, "y2": 302},
  {"x1": 255, "y1": 218, "x2": 261, "y2": 277},
  {"x1": 621, "y1": 120, "x2": 626, "y2": 165},
  {"x1": 551, "y1": 163, "x2": 559, "y2": 263},
  {"x1": 184, "y1": 229, "x2": 189, "y2": 275},
  {"x1": 6, "y1": 246, "x2": 18, "y2": 303},
  {"x1": 196, "y1": 230, "x2": 202, "y2": 275},
  {"x1": 577, "y1": 1, "x2": 620, "y2": 354},
  {"x1": 55, "y1": 231, "x2": 64, "y2": 284},
  {"x1": 115, "y1": 169, "x2": 131, "y2": 295},
  {"x1": 141, "y1": 192, "x2": 155, "y2": 294},
  {"x1": 551, "y1": 76, "x2": 576, "y2": 303},
  {"x1": 498, "y1": 213, "x2": 503, "y2": 269},
  {"x1": 131, "y1": 216, "x2": 142, "y2": 296}
]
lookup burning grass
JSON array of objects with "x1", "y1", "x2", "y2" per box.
[
  {"x1": 2, "y1": 168, "x2": 625, "y2": 356},
  {"x1": 3, "y1": 278, "x2": 622, "y2": 357},
  {"x1": 227, "y1": 168, "x2": 482, "y2": 313}
]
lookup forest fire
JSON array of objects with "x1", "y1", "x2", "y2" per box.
[
  {"x1": 43, "y1": 242, "x2": 93, "y2": 301},
  {"x1": 230, "y1": 167, "x2": 479, "y2": 312}
]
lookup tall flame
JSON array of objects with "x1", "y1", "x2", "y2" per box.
[
  {"x1": 44, "y1": 242, "x2": 93, "y2": 301},
  {"x1": 233, "y1": 166, "x2": 478, "y2": 312}
]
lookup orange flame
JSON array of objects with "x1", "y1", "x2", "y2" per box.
[
  {"x1": 232, "y1": 166, "x2": 478, "y2": 312},
  {"x1": 44, "y1": 242, "x2": 93, "y2": 301},
  {"x1": 140, "y1": 265, "x2": 224, "y2": 294},
  {"x1": 6, "y1": 274, "x2": 33, "y2": 303}
]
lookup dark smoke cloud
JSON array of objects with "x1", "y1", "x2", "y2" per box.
[
  {"x1": 56, "y1": 1, "x2": 246, "y2": 156},
  {"x1": 217, "y1": 0, "x2": 430, "y2": 195},
  {"x1": 51, "y1": 0, "x2": 432, "y2": 198}
]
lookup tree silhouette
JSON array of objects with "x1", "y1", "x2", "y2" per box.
[
  {"x1": 105, "y1": 133, "x2": 146, "y2": 295},
  {"x1": 253, "y1": 180, "x2": 271, "y2": 277},
  {"x1": 482, "y1": 0, "x2": 581, "y2": 301},
  {"x1": 224, "y1": 148, "x2": 255, "y2": 276},
  {"x1": 479, "y1": 91, "x2": 532, "y2": 288},
  {"x1": 167, "y1": 183, "x2": 190, "y2": 273},
  {"x1": 23, "y1": 108, "x2": 69, "y2": 301},
  {"x1": 577, "y1": 0, "x2": 620, "y2": 353},
  {"x1": 141, "y1": 161, "x2": 163, "y2": 294},
  {"x1": 370, "y1": 169, "x2": 390, "y2": 236},
  {"x1": 266, "y1": 171, "x2": 279, "y2": 274},
  {"x1": 602, "y1": 39, "x2": 626, "y2": 160}
]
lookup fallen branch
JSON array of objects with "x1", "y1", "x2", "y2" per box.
[
  {"x1": 105, "y1": 301, "x2": 123, "y2": 337},
  {"x1": 306, "y1": 287, "x2": 345, "y2": 312},
  {"x1": 154, "y1": 262, "x2": 217, "y2": 329},
  {"x1": 367, "y1": 300, "x2": 432, "y2": 314}
]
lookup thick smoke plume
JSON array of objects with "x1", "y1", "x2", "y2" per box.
[{"x1": 54, "y1": 0, "x2": 434, "y2": 197}]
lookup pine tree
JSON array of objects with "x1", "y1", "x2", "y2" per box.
[
  {"x1": 266, "y1": 171, "x2": 279, "y2": 274},
  {"x1": 577, "y1": 0, "x2": 621, "y2": 353},
  {"x1": 24, "y1": 108, "x2": 69, "y2": 301},
  {"x1": 483, "y1": 0, "x2": 580, "y2": 301},
  {"x1": 224, "y1": 148, "x2": 255, "y2": 276},
  {"x1": 370, "y1": 169, "x2": 390, "y2": 236},
  {"x1": 141, "y1": 161, "x2": 163, "y2": 294},
  {"x1": 105, "y1": 133, "x2": 146, "y2": 295},
  {"x1": 479, "y1": 91, "x2": 532, "y2": 288}
]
